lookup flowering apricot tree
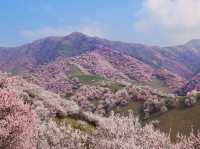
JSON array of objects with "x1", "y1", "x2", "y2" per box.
[{"x1": 0, "y1": 89, "x2": 37, "y2": 149}]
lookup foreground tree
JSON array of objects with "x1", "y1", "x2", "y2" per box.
[
  {"x1": 56, "y1": 112, "x2": 200, "y2": 149},
  {"x1": 0, "y1": 89, "x2": 37, "y2": 149}
]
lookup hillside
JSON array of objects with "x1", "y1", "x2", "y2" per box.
[
  {"x1": 180, "y1": 73, "x2": 200, "y2": 94},
  {"x1": 3, "y1": 32, "x2": 200, "y2": 93},
  {"x1": 1, "y1": 33, "x2": 200, "y2": 80},
  {"x1": 1, "y1": 71, "x2": 200, "y2": 148}
]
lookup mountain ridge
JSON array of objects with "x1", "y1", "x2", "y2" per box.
[{"x1": 1, "y1": 32, "x2": 200, "y2": 93}]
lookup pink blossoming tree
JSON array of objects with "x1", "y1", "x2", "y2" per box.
[{"x1": 0, "y1": 89, "x2": 37, "y2": 149}]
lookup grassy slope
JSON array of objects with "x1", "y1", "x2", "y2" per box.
[
  {"x1": 68, "y1": 63, "x2": 105, "y2": 85},
  {"x1": 75, "y1": 74, "x2": 105, "y2": 85},
  {"x1": 55, "y1": 116, "x2": 96, "y2": 134},
  {"x1": 59, "y1": 44, "x2": 78, "y2": 56},
  {"x1": 151, "y1": 102, "x2": 200, "y2": 141},
  {"x1": 113, "y1": 101, "x2": 143, "y2": 116},
  {"x1": 111, "y1": 94, "x2": 200, "y2": 142},
  {"x1": 69, "y1": 64, "x2": 126, "y2": 91}
]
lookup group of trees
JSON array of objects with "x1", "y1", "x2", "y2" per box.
[
  {"x1": 0, "y1": 79, "x2": 200, "y2": 148},
  {"x1": 0, "y1": 89, "x2": 37, "y2": 149},
  {"x1": 57, "y1": 112, "x2": 200, "y2": 149}
]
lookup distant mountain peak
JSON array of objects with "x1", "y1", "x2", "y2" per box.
[
  {"x1": 66, "y1": 32, "x2": 89, "y2": 38},
  {"x1": 185, "y1": 39, "x2": 200, "y2": 46}
]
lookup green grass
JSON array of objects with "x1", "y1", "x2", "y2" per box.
[
  {"x1": 68, "y1": 64, "x2": 105, "y2": 85},
  {"x1": 55, "y1": 116, "x2": 96, "y2": 134},
  {"x1": 100, "y1": 82, "x2": 126, "y2": 93},
  {"x1": 69, "y1": 65, "x2": 84, "y2": 76},
  {"x1": 145, "y1": 78, "x2": 172, "y2": 93},
  {"x1": 72, "y1": 74, "x2": 105, "y2": 85},
  {"x1": 178, "y1": 96, "x2": 188, "y2": 108},
  {"x1": 59, "y1": 44, "x2": 77, "y2": 56},
  {"x1": 150, "y1": 101, "x2": 200, "y2": 142},
  {"x1": 112, "y1": 95, "x2": 200, "y2": 142},
  {"x1": 113, "y1": 101, "x2": 143, "y2": 116},
  {"x1": 10, "y1": 65, "x2": 23, "y2": 76},
  {"x1": 109, "y1": 84, "x2": 125, "y2": 93},
  {"x1": 134, "y1": 77, "x2": 172, "y2": 93}
]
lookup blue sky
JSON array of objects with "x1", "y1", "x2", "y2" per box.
[{"x1": 1, "y1": 0, "x2": 200, "y2": 47}]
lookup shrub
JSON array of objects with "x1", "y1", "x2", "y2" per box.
[
  {"x1": 174, "y1": 131, "x2": 200, "y2": 149},
  {"x1": 42, "y1": 112, "x2": 200, "y2": 149},
  {"x1": 90, "y1": 112, "x2": 172, "y2": 149},
  {"x1": 0, "y1": 89, "x2": 37, "y2": 149}
]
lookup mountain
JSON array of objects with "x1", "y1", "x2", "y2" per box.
[
  {"x1": 2, "y1": 32, "x2": 200, "y2": 93},
  {"x1": 160, "y1": 41, "x2": 200, "y2": 78},
  {"x1": 2, "y1": 33, "x2": 200, "y2": 148}
]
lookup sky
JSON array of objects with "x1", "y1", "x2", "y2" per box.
[{"x1": 1, "y1": 0, "x2": 200, "y2": 47}]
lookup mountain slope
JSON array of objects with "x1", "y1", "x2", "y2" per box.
[
  {"x1": 180, "y1": 73, "x2": 200, "y2": 94},
  {"x1": 2, "y1": 32, "x2": 200, "y2": 93},
  {"x1": 0, "y1": 32, "x2": 198, "y2": 76}
]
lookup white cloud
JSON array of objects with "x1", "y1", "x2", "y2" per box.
[
  {"x1": 20, "y1": 23, "x2": 105, "y2": 40},
  {"x1": 134, "y1": 0, "x2": 200, "y2": 45}
]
